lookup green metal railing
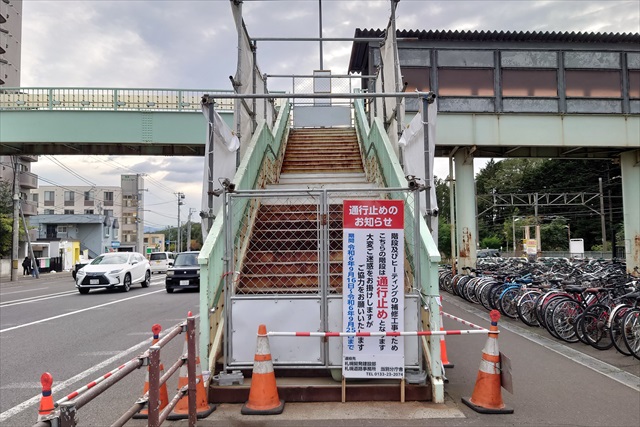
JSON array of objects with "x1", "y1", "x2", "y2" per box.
[
  {"x1": 197, "y1": 100, "x2": 291, "y2": 372},
  {"x1": 354, "y1": 97, "x2": 443, "y2": 399},
  {"x1": 0, "y1": 87, "x2": 235, "y2": 111}
]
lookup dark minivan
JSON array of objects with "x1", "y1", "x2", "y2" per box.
[{"x1": 165, "y1": 251, "x2": 200, "y2": 293}]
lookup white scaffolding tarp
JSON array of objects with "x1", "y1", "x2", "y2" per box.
[
  {"x1": 398, "y1": 102, "x2": 439, "y2": 240},
  {"x1": 374, "y1": 15, "x2": 404, "y2": 152},
  {"x1": 231, "y1": 1, "x2": 276, "y2": 159},
  {"x1": 200, "y1": 104, "x2": 240, "y2": 239}
]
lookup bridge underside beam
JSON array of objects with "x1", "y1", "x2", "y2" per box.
[{"x1": 433, "y1": 113, "x2": 639, "y2": 159}]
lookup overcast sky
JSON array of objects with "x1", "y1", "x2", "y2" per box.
[{"x1": 21, "y1": 0, "x2": 640, "y2": 229}]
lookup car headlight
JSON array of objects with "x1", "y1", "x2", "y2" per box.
[
  {"x1": 109, "y1": 269, "x2": 123, "y2": 275},
  {"x1": 76, "y1": 270, "x2": 86, "y2": 277},
  {"x1": 195, "y1": 270, "x2": 200, "y2": 275},
  {"x1": 166, "y1": 270, "x2": 174, "y2": 276}
]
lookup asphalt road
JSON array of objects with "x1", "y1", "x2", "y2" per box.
[
  {"x1": 1, "y1": 273, "x2": 639, "y2": 427},
  {"x1": 0, "y1": 272, "x2": 200, "y2": 427}
]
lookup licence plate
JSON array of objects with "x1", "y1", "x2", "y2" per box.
[
  {"x1": 180, "y1": 280, "x2": 190, "y2": 286},
  {"x1": 90, "y1": 279, "x2": 99, "y2": 285}
]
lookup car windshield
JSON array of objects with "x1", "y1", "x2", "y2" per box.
[
  {"x1": 92, "y1": 254, "x2": 129, "y2": 265},
  {"x1": 150, "y1": 253, "x2": 166, "y2": 261},
  {"x1": 174, "y1": 253, "x2": 199, "y2": 267}
]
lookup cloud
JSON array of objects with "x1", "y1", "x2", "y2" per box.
[{"x1": 21, "y1": 0, "x2": 640, "y2": 227}]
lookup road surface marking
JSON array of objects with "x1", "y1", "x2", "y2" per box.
[
  {"x1": 0, "y1": 290, "x2": 78, "y2": 307},
  {"x1": 0, "y1": 287, "x2": 50, "y2": 296},
  {"x1": 0, "y1": 289, "x2": 165, "y2": 333},
  {"x1": 444, "y1": 295, "x2": 640, "y2": 392}
]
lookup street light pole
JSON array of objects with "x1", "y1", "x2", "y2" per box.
[{"x1": 176, "y1": 192, "x2": 185, "y2": 252}]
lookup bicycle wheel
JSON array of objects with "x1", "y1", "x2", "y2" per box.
[
  {"x1": 534, "y1": 291, "x2": 560, "y2": 329},
  {"x1": 621, "y1": 308, "x2": 640, "y2": 360},
  {"x1": 478, "y1": 281, "x2": 497, "y2": 311},
  {"x1": 581, "y1": 304, "x2": 613, "y2": 350},
  {"x1": 551, "y1": 299, "x2": 582, "y2": 343},
  {"x1": 489, "y1": 283, "x2": 508, "y2": 310},
  {"x1": 611, "y1": 306, "x2": 633, "y2": 356},
  {"x1": 573, "y1": 311, "x2": 591, "y2": 345},
  {"x1": 463, "y1": 278, "x2": 481, "y2": 304},
  {"x1": 499, "y1": 287, "x2": 520, "y2": 319},
  {"x1": 517, "y1": 291, "x2": 541, "y2": 327},
  {"x1": 543, "y1": 296, "x2": 571, "y2": 339}
]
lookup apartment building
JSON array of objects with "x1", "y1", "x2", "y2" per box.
[{"x1": 0, "y1": 0, "x2": 22, "y2": 87}]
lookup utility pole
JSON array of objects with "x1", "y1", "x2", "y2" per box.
[
  {"x1": 136, "y1": 174, "x2": 146, "y2": 254},
  {"x1": 598, "y1": 178, "x2": 607, "y2": 252},
  {"x1": 176, "y1": 192, "x2": 185, "y2": 252},
  {"x1": 11, "y1": 156, "x2": 20, "y2": 281},
  {"x1": 186, "y1": 208, "x2": 195, "y2": 251}
]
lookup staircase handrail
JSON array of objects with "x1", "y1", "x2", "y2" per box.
[{"x1": 197, "y1": 100, "x2": 291, "y2": 372}]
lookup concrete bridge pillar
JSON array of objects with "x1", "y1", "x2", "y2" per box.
[
  {"x1": 620, "y1": 150, "x2": 640, "y2": 276},
  {"x1": 454, "y1": 148, "x2": 477, "y2": 270}
]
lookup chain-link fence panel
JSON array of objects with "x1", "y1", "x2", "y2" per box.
[
  {"x1": 226, "y1": 188, "x2": 420, "y2": 297},
  {"x1": 229, "y1": 192, "x2": 324, "y2": 296}
]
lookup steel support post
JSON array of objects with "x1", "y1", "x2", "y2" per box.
[
  {"x1": 187, "y1": 316, "x2": 197, "y2": 426},
  {"x1": 620, "y1": 150, "x2": 640, "y2": 276},
  {"x1": 148, "y1": 346, "x2": 161, "y2": 427},
  {"x1": 454, "y1": 149, "x2": 477, "y2": 269}
]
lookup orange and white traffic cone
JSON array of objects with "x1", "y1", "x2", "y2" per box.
[
  {"x1": 134, "y1": 324, "x2": 169, "y2": 419},
  {"x1": 241, "y1": 324, "x2": 285, "y2": 415},
  {"x1": 37, "y1": 372, "x2": 55, "y2": 422},
  {"x1": 462, "y1": 310, "x2": 513, "y2": 414},
  {"x1": 167, "y1": 315, "x2": 216, "y2": 420},
  {"x1": 440, "y1": 307, "x2": 454, "y2": 369}
]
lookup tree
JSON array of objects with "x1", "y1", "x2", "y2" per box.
[{"x1": 0, "y1": 181, "x2": 14, "y2": 257}]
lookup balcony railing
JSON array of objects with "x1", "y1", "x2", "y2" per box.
[{"x1": 18, "y1": 170, "x2": 38, "y2": 189}]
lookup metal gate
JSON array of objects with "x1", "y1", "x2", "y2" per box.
[{"x1": 222, "y1": 187, "x2": 423, "y2": 371}]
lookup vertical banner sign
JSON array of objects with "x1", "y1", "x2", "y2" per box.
[{"x1": 342, "y1": 200, "x2": 405, "y2": 379}]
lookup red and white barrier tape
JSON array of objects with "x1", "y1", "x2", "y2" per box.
[
  {"x1": 440, "y1": 311, "x2": 487, "y2": 330},
  {"x1": 267, "y1": 329, "x2": 491, "y2": 337},
  {"x1": 55, "y1": 360, "x2": 135, "y2": 405}
]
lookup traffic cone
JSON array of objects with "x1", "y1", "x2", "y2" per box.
[
  {"x1": 462, "y1": 310, "x2": 513, "y2": 414},
  {"x1": 241, "y1": 324, "x2": 285, "y2": 415},
  {"x1": 37, "y1": 372, "x2": 55, "y2": 422},
  {"x1": 167, "y1": 314, "x2": 216, "y2": 420},
  {"x1": 133, "y1": 324, "x2": 169, "y2": 419},
  {"x1": 440, "y1": 307, "x2": 454, "y2": 368}
]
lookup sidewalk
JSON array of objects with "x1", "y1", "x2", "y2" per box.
[{"x1": 126, "y1": 399, "x2": 466, "y2": 427}]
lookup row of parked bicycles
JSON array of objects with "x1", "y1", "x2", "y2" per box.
[{"x1": 438, "y1": 257, "x2": 640, "y2": 360}]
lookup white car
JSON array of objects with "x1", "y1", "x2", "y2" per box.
[{"x1": 75, "y1": 252, "x2": 151, "y2": 294}]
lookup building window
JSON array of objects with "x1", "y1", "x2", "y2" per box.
[
  {"x1": 502, "y1": 69, "x2": 557, "y2": 97},
  {"x1": 64, "y1": 209, "x2": 74, "y2": 214},
  {"x1": 438, "y1": 68, "x2": 494, "y2": 96},
  {"x1": 57, "y1": 226, "x2": 68, "y2": 233},
  {"x1": 32, "y1": 193, "x2": 39, "y2": 203},
  {"x1": 44, "y1": 191, "x2": 55, "y2": 206},
  {"x1": 104, "y1": 191, "x2": 114, "y2": 206},
  {"x1": 629, "y1": 70, "x2": 640, "y2": 99},
  {"x1": 84, "y1": 209, "x2": 94, "y2": 214},
  {"x1": 402, "y1": 67, "x2": 430, "y2": 92},
  {"x1": 64, "y1": 191, "x2": 75, "y2": 206},
  {"x1": 84, "y1": 191, "x2": 94, "y2": 201},
  {"x1": 565, "y1": 70, "x2": 621, "y2": 98},
  {"x1": 104, "y1": 209, "x2": 113, "y2": 217},
  {"x1": 44, "y1": 209, "x2": 54, "y2": 215}
]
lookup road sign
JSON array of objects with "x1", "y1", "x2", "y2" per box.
[{"x1": 111, "y1": 241, "x2": 120, "y2": 248}]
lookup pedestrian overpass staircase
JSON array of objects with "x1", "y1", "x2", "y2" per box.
[{"x1": 205, "y1": 110, "x2": 440, "y2": 403}]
